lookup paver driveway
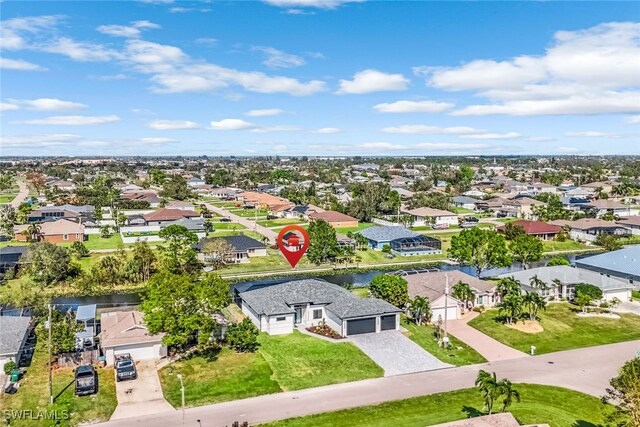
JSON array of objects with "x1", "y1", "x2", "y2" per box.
[
  {"x1": 349, "y1": 330, "x2": 450, "y2": 376},
  {"x1": 110, "y1": 361, "x2": 174, "y2": 420}
]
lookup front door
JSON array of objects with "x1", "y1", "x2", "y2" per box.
[{"x1": 294, "y1": 307, "x2": 303, "y2": 324}]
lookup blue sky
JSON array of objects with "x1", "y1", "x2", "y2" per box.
[{"x1": 1, "y1": 0, "x2": 639, "y2": 156}]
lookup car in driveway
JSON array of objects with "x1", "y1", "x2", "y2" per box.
[
  {"x1": 75, "y1": 365, "x2": 97, "y2": 396},
  {"x1": 115, "y1": 354, "x2": 138, "y2": 382},
  {"x1": 220, "y1": 217, "x2": 232, "y2": 222}
]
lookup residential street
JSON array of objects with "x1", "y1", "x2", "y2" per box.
[
  {"x1": 204, "y1": 202, "x2": 278, "y2": 244},
  {"x1": 9, "y1": 180, "x2": 29, "y2": 208},
  {"x1": 90, "y1": 339, "x2": 640, "y2": 427}
]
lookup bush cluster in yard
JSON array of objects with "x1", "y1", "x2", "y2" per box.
[{"x1": 226, "y1": 318, "x2": 260, "y2": 352}]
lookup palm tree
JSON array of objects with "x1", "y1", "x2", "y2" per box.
[
  {"x1": 497, "y1": 292, "x2": 523, "y2": 325},
  {"x1": 496, "y1": 277, "x2": 522, "y2": 298},
  {"x1": 497, "y1": 379, "x2": 520, "y2": 413},
  {"x1": 529, "y1": 275, "x2": 548, "y2": 292},
  {"x1": 522, "y1": 291, "x2": 546, "y2": 321},
  {"x1": 408, "y1": 296, "x2": 431, "y2": 325},
  {"x1": 475, "y1": 370, "x2": 500, "y2": 415},
  {"x1": 23, "y1": 222, "x2": 42, "y2": 242},
  {"x1": 452, "y1": 281, "x2": 476, "y2": 312}
]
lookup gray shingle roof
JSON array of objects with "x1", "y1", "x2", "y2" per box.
[
  {"x1": 357, "y1": 226, "x2": 419, "y2": 242},
  {"x1": 496, "y1": 266, "x2": 633, "y2": 292},
  {"x1": 0, "y1": 316, "x2": 31, "y2": 356},
  {"x1": 452, "y1": 196, "x2": 480, "y2": 204},
  {"x1": 575, "y1": 246, "x2": 640, "y2": 280},
  {"x1": 239, "y1": 279, "x2": 400, "y2": 319}
]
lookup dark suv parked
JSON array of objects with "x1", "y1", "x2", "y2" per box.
[{"x1": 115, "y1": 354, "x2": 137, "y2": 382}]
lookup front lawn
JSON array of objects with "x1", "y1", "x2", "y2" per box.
[
  {"x1": 468, "y1": 303, "x2": 640, "y2": 354},
  {"x1": 542, "y1": 240, "x2": 590, "y2": 252},
  {"x1": 262, "y1": 384, "x2": 615, "y2": 427},
  {"x1": 211, "y1": 221, "x2": 247, "y2": 230},
  {"x1": 159, "y1": 331, "x2": 383, "y2": 408},
  {"x1": 258, "y1": 331, "x2": 383, "y2": 391},
  {"x1": 60, "y1": 234, "x2": 124, "y2": 251},
  {"x1": 159, "y1": 348, "x2": 281, "y2": 408},
  {"x1": 0, "y1": 328, "x2": 117, "y2": 426},
  {"x1": 633, "y1": 290, "x2": 640, "y2": 301},
  {"x1": 257, "y1": 218, "x2": 306, "y2": 227},
  {"x1": 401, "y1": 318, "x2": 486, "y2": 366}
]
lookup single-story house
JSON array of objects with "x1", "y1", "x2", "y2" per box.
[
  {"x1": 0, "y1": 316, "x2": 32, "y2": 372},
  {"x1": 14, "y1": 219, "x2": 85, "y2": 243},
  {"x1": 357, "y1": 226, "x2": 442, "y2": 255},
  {"x1": 280, "y1": 204, "x2": 324, "y2": 220},
  {"x1": 308, "y1": 210, "x2": 359, "y2": 228},
  {"x1": 100, "y1": 310, "x2": 167, "y2": 366},
  {"x1": 236, "y1": 279, "x2": 401, "y2": 336},
  {"x1": 0, "y1": 245, "x2": 28, "y2": 275},
  {"x1": 209, "y1": 187, "x2": 241, "y2": 199},
  {"x1": 404, "y1": 270, "x2": 499, "y2": 321},
  {"x1": 187, "y1": 177, "x2": 205, "y2": 187},
  {"x1": 580, "y1": 200, "x2": 635, "y2": 218},
  {"x1": 401, "y1": 207, "x2": 458, "y2": 227},
  {"x1": 161, "y1": 218, "x2": 207, "y2": 236},
  {"x1": 550, "y1": 218, "x2": 631, "y2": 242},
  {"x1": 143, "y1": 208, "x2": 200, "y2": 226},
  {"x1": 452, "y1": 196, "x2": 480, "y2": 211},
  {"x1": 581, "y1": 181, "x2": 614, "y2": 194},
  {"x1": 165, "y1": 200, "x2": 196, "y2": 211},
  {"x1": 575, "y1": 246, "x2": 640, "y2": 286},
  {"x1": 392, "y1": 187, "x2": 415, "y2": 200},
  {"x1": 616, "y1": 216, "x2": 640, "y2": 235},
  {"x1": 497, "y1": 219, "x2": 562, "y2": 240},
  {"x1": 496, "y1": 266, "x2": 634, "y2": 301},
  {"x1": 499, "y1": 197, "x2": 545, "y2": 220},
  {"x1": 526, "y1": 182, "x2": 558, "y2": 195},
  {"x1": 195, "y1": 235, "x2": 267, "y2": 263},
  {"x1": 120, "y1": 190, "x2": 162, "y2": 208}
]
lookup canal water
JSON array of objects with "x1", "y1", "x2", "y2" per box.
[{"x1": 42, "y1": 254, "x2": 584, "y2": 311}]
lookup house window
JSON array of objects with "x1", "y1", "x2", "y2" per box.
[
  {"x1": 313, "y1": 309, "x2": 322, "y2": 320},
  {"x1": 63, "y1": 234, "x2": 69, "y2": 241},
  {"x1": 276, "y1": 317, "x2": 286, "y2": 321}
]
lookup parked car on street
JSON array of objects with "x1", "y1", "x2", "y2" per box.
[
  {"x1": 431, "y1": 223, "x2": 449, "y2": 230},
  {"x1": 220, "y1": 217, "x2": 232, "y2": 222},
  {"x1": 115, "y1": 354, "x2": 137, "y2": 382},
  {"x1": 75, "y1": 365, "x2": 97, "y2": 396},
  {"x1": 460, "y1": 216, "x2": 479, "y2": 228}
]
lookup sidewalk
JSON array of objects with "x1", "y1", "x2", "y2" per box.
[{"x1": 446, "y1": 312, "x2": 527, "y2": 362}]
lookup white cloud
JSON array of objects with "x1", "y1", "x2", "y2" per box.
[
  {"x1": 253, "y1": 46, "x2": 305, "y2": 69},
  {"x1": 624, "y1": 115, "x2": 640, "y2": 124},
  {"x1": 0, "y1": 103, "x2": 19, "y2": 111},
  {"x1": 148, "y1": 119, "x2": 199, "y2": 130},
  {"x1": 0, "y1": 15, "x2": 60, "y2": 50},
  {"x1": 273, "y1": 144, "x2": 288, "y2": 152},
  {"x1": 313, "y1": 127, "x2": 341, "y2": 134},
  {"x1": 97, "y1": 21, "x2": 161, "y2": 38},
  {"x1": 381, "y1": 125, "x2": 483, "y2": 135},
  {"x1": 89, "y1": 73, "x2": 128, "y2": 81},
  {"x1": 359, "y1": 142, "x2": 408, "y2": 150},
  {"x1": 418, "y1": 22, "x2": 640, "y2": 116},
  {"x1": 41, "y1": 37, "x2": 121, "y2": 62},
  {"x1": 415, "y1": 142, "x2": 489, "y2": 150},
  {"x1": 0, "y1": 57, "x2": 47, "y2": 71},
  {"x1": 263, "y1": 0, "x2": 363, "y2": 9},
  {"x1": 246, "y1": 108, "x2": 284, "y2": 117},
  {"x1": 15, "y1": 115, "x2": 120, "y2": 125},
  {"x1": 250, "y1": 126, "x2": 302, "y2": 133},
  {"x1": 2, "y1": 133, "x2": 82, "y2": 147},
  {"x1": 565, "y1": 131, "x2": 623, "y2": 138},
  {"x1": 209, "y1": 119, "x2": 256, "y2": 130},
  {"x1": 374, "y1": 100, "x2": 454, "y2": 113},
  {"x1": 8, "y1": 98, "x2": 87, "y2": 111},
  {"x1": 135, "y1": 137, "x2": 177, "y2": 144},
  {"x1": 195, "y1": 38, "x2": 218, "y2": 46},
  {"x1": 460, "y1": 132, "x2": 522, "y2": 140},
  {"x1": 337, "y1": 69, "x2": 409, "y2": 94}
]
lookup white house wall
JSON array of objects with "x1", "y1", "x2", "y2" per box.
[
  {"x1": 604, "y1": 289, "x2": 631, "y2": 302},
  {"x1": 266, "y1": 314, "x2": 294, "y2": 335}
]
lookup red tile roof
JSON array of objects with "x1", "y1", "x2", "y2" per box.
[
  {"x1": 497, "y1": 219, "x2": 562, "y2": 235},
  {"x1": 143, "y1": 208, "x2": 199, "y2": 222},
  {"x1": 308, "y1": 210, "x2": 358, "y2": 223}
]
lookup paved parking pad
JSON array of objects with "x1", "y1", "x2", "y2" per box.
[{"x1": 349, "y1": 331, "x2": 451, "y2": 376}]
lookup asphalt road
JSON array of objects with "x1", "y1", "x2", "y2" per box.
[
  {"x1": 91, "y1": 339, "x2": 640, "y2": 427},
  {"x1": 9, "y1": 180, "x2": 29, "y2": 208},
  {"x1": 204, "y1": 202, "x2": 278, "y2": 244}
]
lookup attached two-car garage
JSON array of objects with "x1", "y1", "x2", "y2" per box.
[{"x1": 345, "y1": 314, "x2": 399, "y2": 336}]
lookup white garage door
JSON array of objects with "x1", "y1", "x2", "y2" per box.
[
  {"x1": 114, "y1": 343, "x2": 157, "y2": 362},
  {"x1": 431, "y1": 306, "x2": 459, "y2": 323}
]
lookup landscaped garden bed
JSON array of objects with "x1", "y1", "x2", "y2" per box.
[{"x1": 306, "y1": 322, "x2": 344, "y2": 340}]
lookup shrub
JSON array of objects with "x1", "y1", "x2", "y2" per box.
[
  {"x1": 3, "y1": 360, "x2": 16, "y2": 375},
  {"x1": 369, "y1": 274, "x2": 409, "y2": 308},
  {"x1": 472, "y1": 305, "x2": 485, "y2": 313},
  {"x1": 381, "y1": 244, "x2": 392, "y2": 253},
  {"x1": 226, "y1": 318, "x2": 260, "y2": 353}
]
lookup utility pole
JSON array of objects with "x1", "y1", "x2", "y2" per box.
[
  {"x1": 48, "y1": 303, "x2": 53, "y2": 404},
  {"x1": 443, "y1": 275, "x2": 450, "y2": 348},
  {"x1": 177, "y1": 374, "x2": 185, "y2": 426}
]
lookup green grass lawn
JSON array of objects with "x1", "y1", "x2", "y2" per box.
[
  {"x1": 632, "y1": 290, "x2": 640, "y2": 301},
  {"x1": 0, "y1": 328, "x2": 117, "y2": 426},
  {"x1": 159, "y1": 348, "x2": 282, "y2": 408},
  {"x1": 159, "y1": 331, "x2": 383, "y2": 407},
  {"x1": 401, "y1": 318, "x2": 486, "y2": 366},
  {"x1": 449, "y1": 207, "x2": 474, "y2": 214},
  {"x1": 542, "y1": 240, "x2": 590, "y2": 252},
  {"x1": 61, "y1": 234, "x2": 124, "y2": 251},
  {"x1": 258, "y1": 331, "x2": 383, "y2": 391},
  {"x1": 468, "y1": 303, "x2": 640, "y2": 354},
  {"x1": 262, "y1": 384, "x2": 616, "y2": 427},
  {"x1": 211, "y1": 221, "x2": 247, "y2": 230},
  {"x1": 228, "y1": 208, "x2": 270, "y2": 218},
  {"x1": 258, "y1": 218, "x2": 306, "y2": 227},
  {"x1": 351, "y1": 287, "x2": 370, "y2": 298}
]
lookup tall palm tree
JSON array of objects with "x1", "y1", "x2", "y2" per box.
[
  {"x1": 408, "y1": 296, "x2": 431, "y2": 325},
  {"x1": 522, "y1": 291, "x2": 547, "y2": 321},
  {"x1": 452, "y1": 281, "x2": 476, "y2": 311},
  {"x1": 497, "y1": 379, "x2": 520, "y2": 413},
  {"x1": 475, "y1": 370, "x2": 500, "y2": 415},
  {"x1": 529, "y1": 275, "x2": 548, "y2": 292},
  {"x1": 23, "y1": 222, "x2": 42, "y2": 242}
]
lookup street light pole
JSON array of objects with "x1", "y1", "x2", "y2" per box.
[
  {"x1": 177, "y1": 373, "x2": 185, "y2": 426},
  {"x1": 443, "y1": 275, "x2": 449, "y2": 348},
  {"x1": 48, "y1": 303, "x2": 53, "y2": 404}
]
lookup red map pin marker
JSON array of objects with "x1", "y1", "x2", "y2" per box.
[{"x1": 277, "y1": 225, "x2": 310, "y2": 268}]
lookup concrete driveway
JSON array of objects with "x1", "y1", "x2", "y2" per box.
[
  {"x1": 613, "y1": 301, "x2": 640, "y2": 315},
  {"x1": 349, "y1": 330, "x2": 450, "y2": 376},
  {"x1": 110, "y1": 361, "x2": 174, "y2": 420}
]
